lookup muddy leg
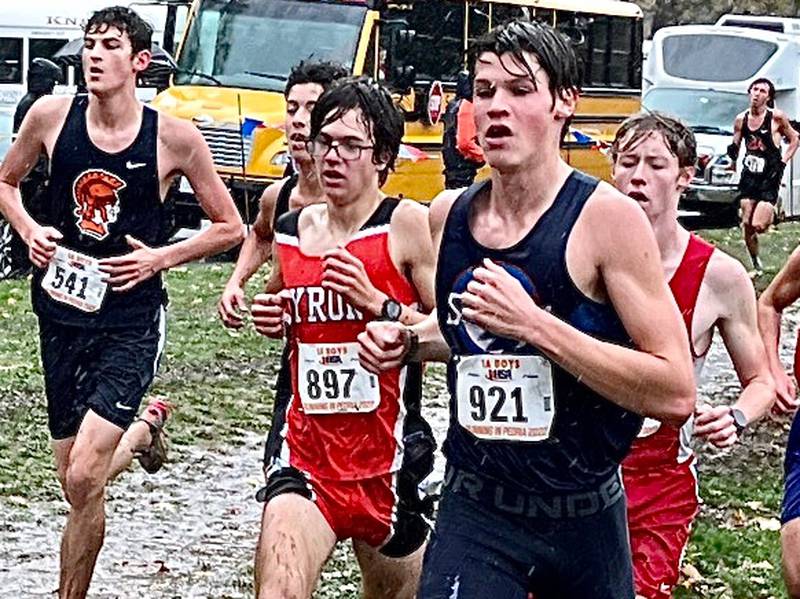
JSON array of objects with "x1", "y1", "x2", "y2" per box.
[
  {"x1": 58, "y1": 411, "x2": 123, "y2": 599},
  {"x1": 254, "y1": 493, "x2": 336, "y2": 599},
  {"x1": 354, "y1": 539, "x2": 425, "y2": 599}
]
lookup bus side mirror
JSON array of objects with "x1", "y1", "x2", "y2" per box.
[
  {"x1": 391, "y1": 65, "x2": 416, "y2": 93},
  {"x1": 386, "y1": 27, "x2": 417, "y2": 92}
]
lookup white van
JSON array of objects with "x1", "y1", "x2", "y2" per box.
[{"x1": 643, "y1": 19, "x2": 800, "y2": 222}]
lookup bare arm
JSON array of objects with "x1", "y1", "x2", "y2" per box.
[
  {"x1": 0, "y1": 97, "x2": 68, "y2": 265},
  {"x1": 218, "y1": 181, "x2": 281, "y2": 327},
  {"x1": 157, "y1": 120, "x2": 244, "y2": 267},
  {"x1": 695, "y1": 255, "x2": 775, "y2": 446},
  {"x1": 776, "y1": 110, "x2": 799, "y2": 164},
  {"x1": 462, "y1": 189, "x2": 695, "y2": 426},
  {"x1": 357, "y1": 190, "x2": 459, "y2": 372},
  {"x1": 758, "y1": 245, "x2": 800, "y2": 412}
]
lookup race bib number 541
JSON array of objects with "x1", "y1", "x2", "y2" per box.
[
  {"x1": 41, "y1": 246, "x2": 108, "y2": 312},
  {"x1": 456, "y1": 354, "x2": 555, "y2": 442},
  {"x1": 298, "y1": 342, "x2": 381, "y2": 414}
]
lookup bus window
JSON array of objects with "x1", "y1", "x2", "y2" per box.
[
  {"x1": 583, "y1": 16, "x2": 640, "y2": 89},
  {"x1": 29, "y1": 38, "x2": 70, "y2": 82},
  {"x1": 384, "y1": 1, "x2": 465, "y2": 84},
  {"x1": 0, "y1": 38, "x2": 22, "y2": 84}
]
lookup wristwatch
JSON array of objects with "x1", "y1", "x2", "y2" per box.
[
  {"x1": 380, "y1": 298, "x2": 403, "y2": 322},
  {"x1": 729, "y1": 407, "x2": 748, "y2": 436}
]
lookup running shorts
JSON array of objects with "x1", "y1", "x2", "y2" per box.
[
  {"x1": 417, "y1": 466, "x2": 634, "y2": 599},
  {"x1": 257, "y1": 465, "x2": 430, "y2": 558},
  {"x1": 623, "y1": 461, "x2": 699, "y2": 598},
  {"x1": 39, "y1": 307, "x2": 166, "y2": 439}
]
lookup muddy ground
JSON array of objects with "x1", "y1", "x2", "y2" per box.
[{"x1": 0, "y1": 307, "x2": 796, "y2": 598}]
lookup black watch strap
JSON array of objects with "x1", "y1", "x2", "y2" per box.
[{"x1": 401, "y1": 328, "x2": 419, "y2": 366}]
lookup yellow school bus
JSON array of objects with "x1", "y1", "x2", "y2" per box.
[{"x1": 151, "y1": 0, "x2": 642, "y2": 224}]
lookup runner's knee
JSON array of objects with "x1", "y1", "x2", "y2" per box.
[{"x1": 64, "y1": 460, "x2": 105, "y2": 507}]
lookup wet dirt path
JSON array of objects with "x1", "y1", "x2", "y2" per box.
[{"x1": 1, "y1": 307, "x2": 797, "y2": 598}]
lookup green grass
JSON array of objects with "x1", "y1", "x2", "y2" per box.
[
  {"x1": 0, "y1": 263, "x2": 282, "y2": 500},
  {"x1": 2, "y1": 222, "x2": 800, "y2": 596}
]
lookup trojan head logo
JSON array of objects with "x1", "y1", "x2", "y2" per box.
[{"x1": 73, "y1": 169, "x2": 126, "y2": 240}]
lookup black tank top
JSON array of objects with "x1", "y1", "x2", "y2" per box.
[
  {"x1": 32, "y1": 95, "x2": 170, "y2": 327},
  {"x1": 743, "y1": 109, "x2": 782, "y2": 167},
  {"x1": 435, "y1": 171, "x2": 642, "y2": 494},
  {"x1": 273, "y1": 174, "x2": 298, "y2": 229}
]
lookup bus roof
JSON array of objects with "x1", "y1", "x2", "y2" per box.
[{"x1": 480, "y1": 0, "x2": 642, "y2": 18}]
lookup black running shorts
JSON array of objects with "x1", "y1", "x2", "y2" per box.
[{"x1": 39, "y1": 308, "x2": 166, "y2": 439}]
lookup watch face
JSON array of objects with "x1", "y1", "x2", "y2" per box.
[
  {"x1": 384, "y1": 299, "x2": 402, "y2": 321},
  {"x1": 731, "y1": 408, "x2": 747, "y2": 429}
]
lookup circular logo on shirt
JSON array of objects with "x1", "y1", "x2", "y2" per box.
[{"x1": 449, "y1": 262, "x2": 538, "y2": 354}]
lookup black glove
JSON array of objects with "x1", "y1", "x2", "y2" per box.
[{"x1": 726, "y1": 143, "x2": 739, "y2": 160}]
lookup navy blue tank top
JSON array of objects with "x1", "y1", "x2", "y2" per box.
[
  {"x1": 32, "y1": 95, "x2": 170, "y2": 327},
  {"x1": 436, "y1": 171, "x2": 642, "y2": 494}
]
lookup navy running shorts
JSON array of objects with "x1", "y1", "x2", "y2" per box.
[
  {"x1": 39, "y1": 308, "x2": 166, "y2": 439},
  {"x1": 417, "y1": 466, "x2": 635, "y2": 599},
  {"x1": 782, "y1": 410, "x2": 800, "y2": 525}
]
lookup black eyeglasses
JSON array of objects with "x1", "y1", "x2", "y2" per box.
[{"x1": 306, "y1": 137, "x2": 374, "y2": 160}]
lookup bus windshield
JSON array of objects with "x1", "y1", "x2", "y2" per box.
[
  {"x1": 642, "y1": 87, "x2": 745, "y2": 134},
  {"x1": 175, "y1": 0, "x2": 366, "y2": 91}
]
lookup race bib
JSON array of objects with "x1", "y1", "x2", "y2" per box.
[
  {"x1": 297, "y1": 342, "x2": 381, "y2": 414},
  {"x1": 455, "y1": 354, "x2": 554, "y2": 442},
  {"x1": 637, "y1": 417, "x2": 662, "y2": 438},
  {"x1": 41, "y1": 246, "x2": 107, "y2": 312},
  {"x1": 744, "y1": 154, "x2": 765, "y2": 174}
]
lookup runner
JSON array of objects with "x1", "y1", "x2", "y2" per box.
[
  {"x1": 0, "y1": 7, "x2": 242, "y2": 598},
  {"x1": 250, "y1": 77, "x2": 436, "y2": 599},
  {"x1": 612, "y1": 112, "x2": 775, "y2": 599},
  {"x1": 728, "y1": 77, "x2": 798, "y2": 274},
  {"x1": 216, "y1": 60, "x2": 347, "y2": 466},
  {"x1": 358, "y1": 20, "x2": 695, "y2": 598},
  {"x1": 758, "y1": 249, "x2": 800, "y2": 599}
]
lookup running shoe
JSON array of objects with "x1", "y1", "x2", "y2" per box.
[{"x1": 134, "y1": 396, "x2": 173, "y2": 474}]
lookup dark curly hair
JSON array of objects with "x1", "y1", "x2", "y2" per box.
[
  {"x1": 310, "y1": 77, "x2": 404, "y2": 186},
  {"x1": 85, "y1": 6, "x2": 153, "y2": 55},
  {"x1": 285, "y1": 60, "x2": 349, "y2": 98}
]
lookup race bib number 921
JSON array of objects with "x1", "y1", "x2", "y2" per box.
[{"x1": 456, "y1": 354, "x2": 555, "y2": 442}]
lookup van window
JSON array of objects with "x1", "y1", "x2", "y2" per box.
[
  {"x1": 0, "y1": 38, "x2": 22, "y2": 84},
  {"x1": 663, "y1": 34, "x2": 777, "y2": 82}
]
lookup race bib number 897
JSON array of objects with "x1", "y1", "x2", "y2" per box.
[
  {"x1": 456, "y1": 354, "x2": 555, "y2": 442},
  {"x1": 298, "y1": 342, "x2": 380, "y2": 414}
]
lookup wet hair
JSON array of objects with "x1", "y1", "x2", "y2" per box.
[
  {"x1": 285, "y1": 60, "x2": 349, "y2": 98},
  {"x1": 611, "y1": 111, "x2": 697, "y2": 169},
  {"x1": 749, "y1": 77, "x2": 776, "y2": 108},
  {"x1": 309, "y1": 77, "x2": 404, "y2": 186},
  {"x1": 85, "y1": 6, "x2": 153, "y2": 55},
  {"x1": 470, "y1": 19, "x2": 581, "y2": 109}
]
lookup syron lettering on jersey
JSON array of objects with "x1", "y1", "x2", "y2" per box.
[{"x1": 283, "y1": 286, "x2": 365, "y2": 324}]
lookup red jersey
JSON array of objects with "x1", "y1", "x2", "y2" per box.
[
  {"x1": 274, "y1": 198, "x2": 420, "y2": 481},
  {"x1": 624, "y1": 233, "x2": 715, "y2": 469}
]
